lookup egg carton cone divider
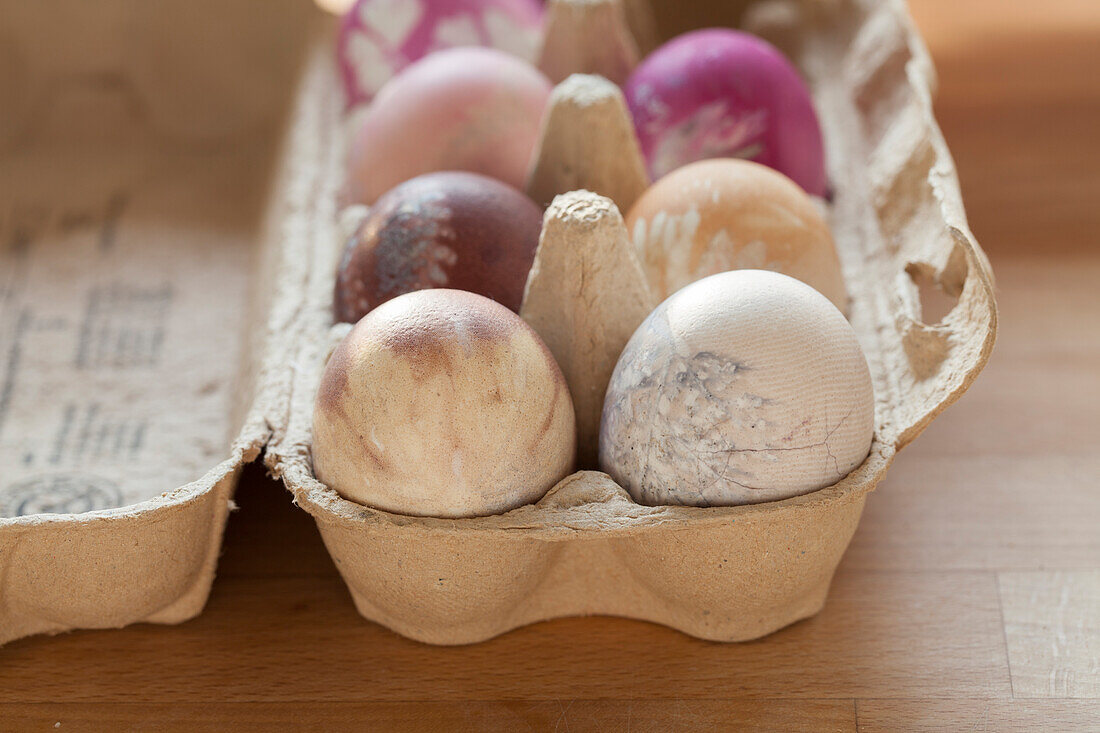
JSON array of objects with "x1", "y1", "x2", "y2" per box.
[
  {"x1": 266, "y1": 0, "x2": 996, "y2": 644},
  {"x1": 537, "y1": 0, "x2": 642, "y2": 86},
  {"x1": 525, "y1": 73, "x2": 650, "y2": 213}
]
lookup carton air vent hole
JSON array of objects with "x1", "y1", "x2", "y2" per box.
[{"x1": 906, "y1": 262, "x2": 958, "y2": 325}]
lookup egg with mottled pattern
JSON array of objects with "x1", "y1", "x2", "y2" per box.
[
  {"x1": 333, "y1": 172, "x2": 542, "y2": 323},
  {"x1": 337, "y1": 0, "x2": 544, "y2": 108},
  {"x1": 625, "y1": 158, "x2": 847, "y2": 311},
  {"x1": 599, "y1": 270, "x2": 874, "y2": 507},
  {"x1": 624, "y1": 28, "x2": 827, "y2": 196},
  {"x1": 313, "y1": 289, "x2": 576, "y2": 518}
]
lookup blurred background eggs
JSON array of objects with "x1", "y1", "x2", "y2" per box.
[
  {"x1": 334, "y1": 171, "x2": 542, "y2": 323},
  {"x1": 346, "y1": 46, "x2": 552, "y2": 204},
  {"x1": 337, "y1": 0, "x2": 544, "y2": 107},
  {"x1": 624, "y1": 28, "x2": 828, "y2": 196}
]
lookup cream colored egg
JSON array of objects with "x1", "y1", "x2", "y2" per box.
[
  {"x1": 599, "y1": 270, "x2": 874, "y2": 507},
  {"x1": 625, "y1": 158, "x2": 848, "y2": 312},
  {"x1": 312, "y1": 289, "x2": 576, "y2": 518}
]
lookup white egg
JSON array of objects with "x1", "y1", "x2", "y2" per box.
[{"x1": 599, "y1": 270, "x2": 874, "y2": 507}]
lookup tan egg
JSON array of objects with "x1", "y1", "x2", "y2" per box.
[
  {"x1": 599, "y1": 270, "x2": 874, "y2": 507},
  {"x1": 312, "y1": 289, "x2": 576, "y2": 518},
  {"x1": 625, "y1": 158, "x2": 848, "y2": 311}
]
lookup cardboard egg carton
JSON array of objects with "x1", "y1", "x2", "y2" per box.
[
  {"x1": 0, "y1": 0, "x2": 996, "y2": 648},
  {"x1": 264, "y1": 0, "x2": 997, "y2": 644},
  {"x1": 0, "y1": 0, "x2": 318, "y2": 645}
]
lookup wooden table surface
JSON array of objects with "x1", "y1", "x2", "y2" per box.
[{"x1": 2, "y1": 1, "x2": 1098, "y2": 730}]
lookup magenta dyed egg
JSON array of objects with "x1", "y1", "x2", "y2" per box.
[
  {"x1": 346, "y1": 46, "x2": 552, "y2": 204},
  {"x1": 624, "y1": 29, "x2": 827, "y2": 197},
  {"x1": 338, "y1": 0, "x2": 544, "y2": 108}
]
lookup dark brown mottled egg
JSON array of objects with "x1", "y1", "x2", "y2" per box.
[{"x1": 334, "y1": 171, "x2": 543, "y2": 323}]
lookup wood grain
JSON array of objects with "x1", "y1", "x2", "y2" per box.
[
  {"x1": 0, "y1": 701, "x2": 857, "y2": 733},
  {"x1": 846, "y1": 456, "x2": 1100, "y2": 571},
  {"x1": 1, "y1": 0, "x2": 1099, "y2": 729},
  {"x1": 0, "y1": 567, "x2": 1011, "y2": 703},
  {"x1": 999, "y1": 571, "x2": 1100, "y2": 698},
  {"x1": 857, "y1": 699, "x2": 1100, "y2": 732}
]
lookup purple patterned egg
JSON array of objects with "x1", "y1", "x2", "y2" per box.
[
  {"x1": 623, "y1": 29, "x2": 828, "y2": 197},
  {"x1": 337, "y1": 0, "x2": 545, "y2": 108}
]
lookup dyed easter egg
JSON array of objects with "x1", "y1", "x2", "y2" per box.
[
  {"x1": 625, "y1": 159, "x2": 847, "y2": 311},
  {"x1": 623, "y1": 29, "x2": 828, "y2": 196},
  {"x1": 313, "y1": 289, "x2": 576, "y2": 518},
  {"x1": 333, "y1": 171, "x2": 543, "y2": 323},
  {"x1": 600, "y1": 270, "x2": 874, "y2": 507},
  {"x1": 346, "y1": 46, "x2": 552, "y2": 204},
  {"x1": 337, "y1": 0, "x2": 545, "y2": 108}
]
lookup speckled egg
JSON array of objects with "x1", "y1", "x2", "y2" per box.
[
  {"x1": 624, "y1": 29, "x2": 827, "y2": 196},
  {"x1": 599, "y1": 270, "x2": 874, "y2": 507},
  {"x1": 338, "y1": 0, "x2": 544, "y2": 108},
  {"x1": 313, "y1": 289, "x2": 576, "y2": 518},
  {"x1": 334, "y1": 172, "x2": 542, "y2": 323},
  {"x1": 346, "y1": 46, "x2": 552, "y2": 204},
  {"x1": 625, "y1": 158, "x2": 847, "y2": 311}
]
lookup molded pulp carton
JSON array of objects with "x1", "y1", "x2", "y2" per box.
[
  {"x1": 0, "y1": 0, "x2": 997, "y2": 647},
  {"x1": 0, "y1": 0, "x2": 317, "y2": 644},
  {"x1": 265, "y1": 0, "x2": 997, "y2": 644}
]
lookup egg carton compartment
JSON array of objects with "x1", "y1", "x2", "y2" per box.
[
  {"x1": 265, "y1": 0, "x2": 996, "y2": 645},
  {"x1": 0, "y1": 0, "x2": 316, "y2": 644}
]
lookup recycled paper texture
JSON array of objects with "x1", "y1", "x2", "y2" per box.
[{"x1": 0, "y1": 0, "x2": 316, "y2": 644}]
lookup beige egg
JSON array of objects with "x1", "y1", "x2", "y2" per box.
[
  {"x1": 599, "y1": 270, "x2": 874, "y2": 507},
  {"x1": 625, "y1": 158, "x2": 848, "y2": 311},
  {"x1": 312, "y1": 289, "x2": 576, "y2": 518}
]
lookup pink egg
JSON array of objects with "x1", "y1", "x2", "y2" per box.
[
  {"x1": 624, "y1": 29, "x2": 828, "y2": 197},
  {"x1": 346, "y1": 46, "x2": 552, "y2": 204},
  {"x1": 338, "y1": 0, "x2": 545, "y2": 108}
]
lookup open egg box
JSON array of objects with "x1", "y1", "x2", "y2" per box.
[
  {"x1": 264, "y1": 0, "x2": 997, "y2": 645},
  {"x1": 0, "y1": 0, "x2": 317, "y2": 644},
  {"x1": 0, "y1": 0, "x2": 998, "y2": 649}
]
